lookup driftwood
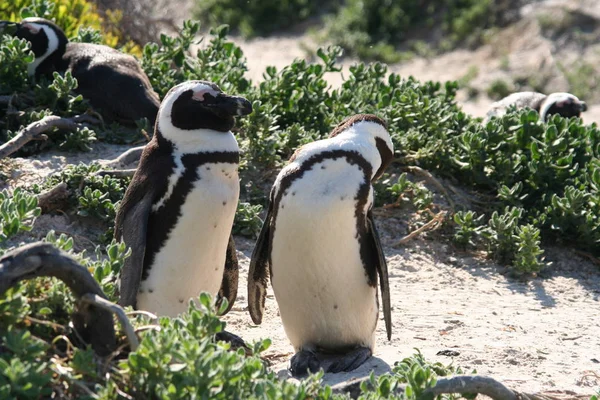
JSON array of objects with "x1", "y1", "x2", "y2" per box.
[
  {"x1": 333, "y1": 375, "x2": 520, "y2": 400},
  {"x1": 0, "y1": 242, "x2": 137, "y2": 355},
  {"x1": 0, "y1": 115, "x2": 100, "y2": 159},
  {"x1": 37, "y1": 182, "x2": 71, "y2": 213},
  {"x1": 94, "y1": 169, "x2": 137, "y2": 178},
  {"x1": 104, "y1": 145, "x2": 145, "y2": 167}
]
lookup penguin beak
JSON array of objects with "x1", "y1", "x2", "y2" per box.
[
  {"x1": 207, "y1": 94, "x2": 253, "y2": 117},
  {"x1": 0, "y1": 21, "x2": 19, "y2": 36},
  {"x1": 579, "y1": 101, "x2": 588, "y2": 112}
]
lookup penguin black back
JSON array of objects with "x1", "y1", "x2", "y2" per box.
[{"x1": 3, "y1": 17, "x2": 160, "y2": 127}]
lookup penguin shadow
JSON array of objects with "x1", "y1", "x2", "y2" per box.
[{"x1": 276, "y1": 354, "x2": 392, "y2": 386}]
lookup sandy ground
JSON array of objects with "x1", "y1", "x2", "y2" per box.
[
  {"x1": 9, "y1": 141, "x2": 599, "y2": 396},
  {"x1": 2, "y1": 2, "x2": 600, "y2": 395},
  {"x1": 224, "y1": 235, "x2": 600, "y2": 396},
  {"x1": 227, "y1": 28, "x2": 600, "y2": 395}
]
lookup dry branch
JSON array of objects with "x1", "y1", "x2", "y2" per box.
[
  {"x1": 37, "y1": 182, "x2": 71, "y2": 213},
  {"x1": 0, "y1": 115, "x2": 99, "y2": 159},
  {"x1": 395, "y1": 210, "x2": 447, "y2": 246},
  {"x1": 0, "y1": 242, "x2": 117, "y2": 355},
  {"x1": 94, "y1": 169, "x2": 137, "y2": 178},
  {"x1": 104, "y1": 145, "x2": 145, "y2": 167},
  {"x1": 403, "y1": 165, "x2": 456, "y2": 211},
  {"x1": 80, "y1": 293, "x2": 139, "y2": 351},
  {"x1": 332, "y1": 374, "x2": 519, "y2": 400}
]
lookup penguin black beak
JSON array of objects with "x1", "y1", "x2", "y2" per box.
[
  {"x1": 207, "y1": 94, "x2": 253, "y2": 117},
  {"x1": 0, "y1": 21, "x2": 19, "y2": 36}
]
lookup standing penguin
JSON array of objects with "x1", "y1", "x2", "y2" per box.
[
  {"x1": 484, "y1": 91, "x2": 587, "y2": 123},
  {"x1": 248, "y1": 114, "x2": 393, "y2": 376},
  {"x1": 115, "y1": 80, "x2": 252, "y2": 317},
  {"x1": 0, "y1": 18, "x2": 160, "y2": 126}
]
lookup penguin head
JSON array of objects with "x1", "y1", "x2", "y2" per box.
[
  {"x1": 540, "y1": 93, "x2": 587, "y2": 121},
  {"x1": 157, "y1": 80, "x2": 252, "y2": 144},
  {"x1": 330, "y1": 114, "x2": 394, "y2": 182},
  {"x1": 0, "y1": 17, "x2": 67, "y2": 76}
]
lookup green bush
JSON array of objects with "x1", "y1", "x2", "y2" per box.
[
  {"x1": 0, "y1": 187, "x2": 41, "y2": 242},
  {"x1": 193, "y1": 0, "x2": 338, "y2": 38},
  {"x1": 323, "y1": 0, "x2": 520, "y2": 61},
  {"x1": 2, "y1": 5, "x2": 600, "y2": 396}
]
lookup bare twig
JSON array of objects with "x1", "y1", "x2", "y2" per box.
[
  {"x1": 395, "y1": 210, "x2": 447, "y2": 246},
  {"x1": 80, "y1": 293, "x2": 139, "y2": 352},
  {"x1": 37, "y1": 182, "x2": 71, "y2": 214},
  {"x1": 424, "y1": 376, "x2": 517, "y2": 400},
  {"x1": 402, "y1": 165, "x2": 455, "y2": 211},
  {"x1": 25, "y1": 315, "x2": 67, "y2": 332},
  {"x1": 332, "y1": 374, "x2": 518, "y2": 400},
  {"x1": 94, "y1": 169, "x2": 137, "y2": 178},
  {"x1": 50, "y1": 357, "x2": 100, "y2": 399},
  {"x1": 126, "y1": 310, "x2": 158, "y2": 320},
  {"x1": 0, "y1": 115, "x2": 92, "y2": 159},
  {"x1": 104, "y1": 145, "x2": 145, "y2": 167},
  {"x1": 0, "y1": 242, "x2": 117, "y2": 355}
]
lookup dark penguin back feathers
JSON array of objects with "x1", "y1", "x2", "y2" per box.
[{"x1": 12, "y1": 17, "x2": 160, "y2": 127}]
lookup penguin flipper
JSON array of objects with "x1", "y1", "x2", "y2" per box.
[
  {"x1": 247, "y1": 198, "x2": 274, "y2": 325},
  {"x1": 368, "y1": 209, "x2": 392, "y2": 340},
  {"x1": 217, "y1": 234, "x2": 239, "y2": 315},
  {"x1": 115, "y1": 189, "x2": 154, "y2": 309}
]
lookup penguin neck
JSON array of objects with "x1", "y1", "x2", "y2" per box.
[
  {"x1": 332, "y1": 124, "x2": 391, "y2": 180},
  {"x1": 28, "y1": 28, "x2": 64, "y2": 77},
  {"x1": 157, "y1": 127, "x2": 239, "y2": 155}
]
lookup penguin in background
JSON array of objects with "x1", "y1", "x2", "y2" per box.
[
  {"x1": 0, "y1": 17, "x2": 160, "y2": 127},
  {"x1": 484, "y1": 91, "x2": 587, "y2": 123},
  {"x1": 114, "y1": 80, "x2": 252, "y2": 318},
  {"x1": 248, "y1": 114, "x2": 393, "y2": 376}
]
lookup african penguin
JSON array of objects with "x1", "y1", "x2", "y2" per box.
[
  {"x1": 484, "y1": 91, "x2": 587, "y2": 123},
  {"x1": 114, "y1": 80, "x2": 252, "y2": 317},
  {"x1": 0, "y1": 18, "x2": 160, "y2": 127},
  {"x1": 248, "y1": 114, "x2": 393, "y2": 376}
]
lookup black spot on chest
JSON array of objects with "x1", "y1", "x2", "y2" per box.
[{"x1": 142, "y1": 151, "x2": 239, "y2": 280}]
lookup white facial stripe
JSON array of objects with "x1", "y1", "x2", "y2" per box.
[
  {"x1": 540, "y1": 93, "x2": 579, "y2": 120},
  {"x1": 157, "y1": 82, "x2": 239, "y2": 153},
  {"x1": 191, "y1": 85, "x2": 219, "y2": 101},
  {"x1": 26, "y1": 23, "x2": 59, "y2": 76}
]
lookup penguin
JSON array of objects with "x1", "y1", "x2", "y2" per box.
[
  {"x1": 248, "y1": 114, "x2": 393, "y2": 376},
  {"x1": 0, "y1": 18, "x2": 160, "y2": 127},
  {"x1": 114, "y1": 80, "x2": 252, "y2": 317},
  {"x1": 484, "y1": 91, "x2": 587, "y2": 123}
]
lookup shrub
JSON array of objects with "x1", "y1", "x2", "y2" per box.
[
  {"x1": 0, "y1": 0, "x2": 124, "y2": 48},
  {"x1": 0, "y1": 187, "x2": 41, "y2": 242},
  {"x1": 324, "y1": 0, "x2": 523, "y2": 61},
  {"x1": 193, "y1": 0, "x2": 338, "y2": 38}
]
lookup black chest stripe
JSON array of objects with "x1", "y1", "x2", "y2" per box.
[
  {"x1": 142, "y1": 151, "x2": 239, "y2": 280},
  {"x1": 269, "y1": 150, "x2": 378, "y2": 287}
]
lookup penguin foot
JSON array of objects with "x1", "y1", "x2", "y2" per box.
[
  {"x1": 290, "y1": 350, "x2": 321, "y2": 376},
  {"x1": 215, "y1": 330, "x2": 248, "y2": 352},
  {"x1": 327, "y1": 347, "x2": 372, "y2": 373}
]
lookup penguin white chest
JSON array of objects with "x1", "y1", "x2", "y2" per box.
[
  {"x1": 137, "y1": 162, "x2": 239, "y2": 317},
  {"x1": 270, "y1": 158, "x2": 378, "y2": 352}
]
